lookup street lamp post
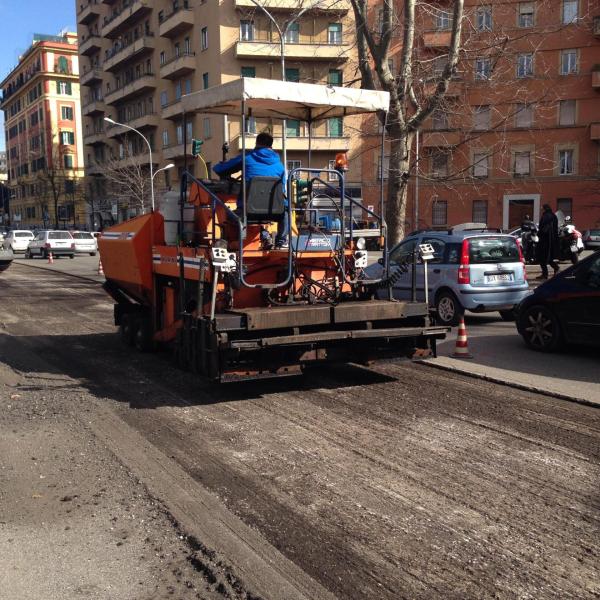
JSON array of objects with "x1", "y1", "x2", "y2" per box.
[{"x1": 104, "y1": 117, "x2": 157, "y2": 212}]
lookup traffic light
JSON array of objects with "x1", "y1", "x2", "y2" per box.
[
  {"x1": 293, "y1": 178, "x2": 311, "y2": 206},
  {"x1": 191, "y1": 138, "x2": 204, "y2": 157}
]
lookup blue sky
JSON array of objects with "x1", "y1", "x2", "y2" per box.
[{"x1": 0, "y1": 0, "x2": 76, "y2": 150}]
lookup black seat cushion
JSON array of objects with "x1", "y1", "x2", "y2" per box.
[{"x1": 246, "y1": 177, "x2": 285, "y2": 222}]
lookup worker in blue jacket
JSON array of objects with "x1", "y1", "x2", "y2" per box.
[{"x1": 213, "y1": 132, "x2": 288, "y2": 249}]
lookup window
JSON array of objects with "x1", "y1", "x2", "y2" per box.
[
  {"x1": 57, "y1": 81, "x2": 72, "y2": 95},
  {"x1": 201, "y1": 27, "x2": 208, "y2": 50},
  {"x1": 475, "y1": 57, "x2": 491, "y2": 80},
  {"x1": 436, "y1": 9, "x2": 451, "y2": 30},
  {"x1": 184, "y1": 37, "x2": 191, "y2": 54},
  {"x1": 560, "y1": 49, "x2": 577, "y2": 75},
  {"x1": 174, "y1": 42, "x2": 180, "y2": 57},
  {"x1": 431, "y1": 200, "x2": 448, "y2": 226},
  {"x1": 515, "y1": 103, "x2": 533, "y2": 128},
  {"x1": 287, "y1": 160, "x2": 301, "y2": 172},
  {"x1": 176, "y1": 124, "x2": 183, "y2": 145},
  {"x1": 175, "y1": 81, "x2": 182, "y2": 100},
  {"x1": 562, "y1": 0, "x2": 578, "y2": 23},
  {"x1": 327, "y1": 117, "x2": 343, "y2": 137},
  {"x1": 61, "y1": 106, "x2": 73, "y2": 120},
  {"x1": 473, "y1": 153, "x2": 489, "y2": 178},
  {"x1": 202, "y1": 72, "x2": 209, "y2": 89},
  {"x1": 184, "y1": 78, "x2": 192, "y2": 94},
  {"x1": 559, "y1": 99, "x2": 576, "y2": 125},
  {"x1": 328, "y1": 23, "x2": 342, "y2": 44},
  {"x1": 518, "y1": 2, "x2": 534, "y2": 27},
  {"x1": 203, "y1": 117, "x2": 211, "y2": 139},
  {"x1": 63, "y1": 154, "x2": 74, "y2": 169},
  {"x1": 285, "y1": 22, "x2": 299, "y2": 43},
  {"x1": 240, "y1": 20, "x2": 254, "y2": 41},
  {"x1": 57, "y1": 56, "x2": 69, "y2": 74},
  {"x1": 514, "y1": 151, "x2": 531, "y2": 176},
  {"x1": 472, "y1": 200, "x2": 488, "y2": 223},
  {"x1": 476, "y1": 6, "x2": 492, "y2": 31},
  {"x1": 186, "y1": 121, "x2": 193, "y2": 141},
  {"x1": 328, "y1": 69, "x2": 342, "y2": 86},
  {"x1": 517, "y1": 53, "x2": 533, "y2": 78},
  {"x1": 160, "y1": 51, "x2": 166, "y2": 65},
  {"x1": 431, "y1": 108, "x2": 447, "y2": 130},
  {"x1": 160, "y1": 90, "x2": 168, "y2": 107},
  {"x1": 473, "y1": 105, "x2": 490, "y2": 130},
  {"x1": 431, "y1": 151, "x2": 448, "y2": 178},
  {"x1": 559, "y1": 149, "x2": 574, "y2": 175},
  {"x1": 244, "y1": 116, "x2": 256, "y2": 134},
  {"x1": 60, "y1": 131, "x2": 75, "y2": 145},
  {"x1": 241, "y1": 66, "x2": 256, "y2": 78},
  {"x1": 286, "y1": 119, "x2": 301, "y2": 137},
  {"x1": 557, "y1": 197, "x2": 573, "y2": 215},
  {"x1": 285, "y1": 68, "x2": 300, "y2": 83},
  {"x1": 162, "y1": 130, "x2": 169, "y2": 147},
  {"x1": 421, "y1": 238, "x2": 446, "y2": 263},
  {"x1": 390, "y1": 239, "x2": 417, "y2": 264}
]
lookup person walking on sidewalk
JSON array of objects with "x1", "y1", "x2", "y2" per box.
[{"x1": 536, "y1": 204, "x2": 560, "y2": 280}]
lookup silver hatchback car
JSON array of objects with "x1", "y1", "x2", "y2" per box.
[{"x1": 366, "y1": 227, "x2": 530, "y2": 325}]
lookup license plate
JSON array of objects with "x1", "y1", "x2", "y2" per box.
[
  {"x1": 485, "y1": 273, "x2": 514, "y2": 283},
  {"x1": 570, "y1": 244, "x2": 578, "y2": 253}
]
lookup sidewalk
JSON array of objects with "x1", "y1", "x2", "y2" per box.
[{"x1": 426, "y1": 315, "x2": 600, "y2": 407}]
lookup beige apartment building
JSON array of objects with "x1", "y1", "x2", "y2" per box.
[{"x1": 76, "y1": 0, "x2": 359, "y2": 225}]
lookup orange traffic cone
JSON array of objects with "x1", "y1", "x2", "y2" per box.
[
  {"x1": 97, "y1": 258, "x2": 104, "y2": 275},
  {"x1": 452, "y1": 316, "x2": 473, "y2": 359},
  {"x1": 47, "y1": 251, "x2": 54, "y2": 264}
]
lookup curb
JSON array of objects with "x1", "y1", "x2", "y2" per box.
[
  {"x1": 13, "y1": 260, "x2": 104, "y2": 285},
  {"x1": 418, "y1": 359, "x2": 600, "y2": 410}
]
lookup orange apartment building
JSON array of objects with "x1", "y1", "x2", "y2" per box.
[
  {"x1": 75, "y1": 0, "x2": 359, "y2": 226},
  {"x1": 361, "y1": 0, "x2": 600, "y2": 233},
  {"x1": 0, "y1": 33, "x2": 86, "y2": 228}
]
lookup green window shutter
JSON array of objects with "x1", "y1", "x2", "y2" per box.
[
  {"x1": 66, "y1": 82, "x2": 72, "y2": 95},
  {"x1": 241, "y1": 66, "x2": 256, "y2": 78},
  {"x1": 286, "y1": 119, "x2": 300, "y2": 137},
  {"x1": 285, "y1": 68, "x2": 300, "y2": 82}
]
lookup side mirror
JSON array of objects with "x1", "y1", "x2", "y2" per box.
[{"x1": 377, "y1": 257, "x2": 384, "y2": 266}]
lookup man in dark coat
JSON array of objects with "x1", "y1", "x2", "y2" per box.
[{"x1": 536, "y1": 204, "x2": 560, "y2": 279}]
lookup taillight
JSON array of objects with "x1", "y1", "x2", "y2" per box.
[
  {"x1": 457, "y1": 239, "x2": 470, "y2": 284},
  {"x1": 516, "y1": 239, "x2": 527, "y2": 280}
]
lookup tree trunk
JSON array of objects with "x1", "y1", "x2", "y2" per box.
[{"x1": 386, "y1": 130, "x2": 413, "y2": 246}]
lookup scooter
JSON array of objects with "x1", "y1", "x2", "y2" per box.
[
  {"x1": 557, "y1": 213, "x2": 584, "y2": 264},
  {"x1": 521, "y1": 223, "x2": 539, "y2": 264}
]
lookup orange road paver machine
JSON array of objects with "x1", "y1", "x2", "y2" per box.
[{"x1": 99, "y1": 78, "x2": 447, "y2": 381}]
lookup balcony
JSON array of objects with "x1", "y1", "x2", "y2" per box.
[
  {"x1": 82, "y1": 98, "x2": 106, "y2": 115},
  {"x1": 104, "y1": 35, "x2": 155, "y2": 72},
  {"x1": 421, "y1": 131, "x2": 461, "y2": 148},
  {"x1": 84, "y1": 130, "x2": 107, "y2": 145},
  {"x1": 236, "y1": 40, "x2": 350, "y2": 61},
  {"x1": 163, "y1": 143, "x2": 186, "y2": 160},
  {"x1": 104, "y1": 73, "x2": 156, "y2": 105},
  {"x1": 159, "y1": 7, "x2": 194, "y2": 38},
  {"x1": 161, "y1": 100, "x2": 183, "y2": 120},
  {"x1": 234, "y1": 0, "x2": 349, "y2": 12},
  {"x1": 106, "y1": 113, "x2": 160, "y2": 138},
  {"x1": 80, "y1": 68, "x2": 103, "y2": 87},
  {"x1": 591, "y1": 123, "x2": 600, "y2": 141},
  {"x1": 79, "y1": 35, "x2": 102, "y2": 56},
  {"x1": 102, "y1": 0, "x2": 152, "y2": 38},
  {"x1": 160, "y1": 52, "x2": 196, "y2": 80},
  {"x1": 593, "y1": 70, "x2": 600, "y2": 89},
  {"x1": 422, "y1": 30, "x2": 452, "y2": 48},
  {"x1": 271, "y1": 136, "x2": 350, "y2": 151},
  {"x1": 77, "y1": 0, "x2": 102, "y2": 25}
]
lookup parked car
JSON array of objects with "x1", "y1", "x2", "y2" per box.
[
  {"x1": 71, "y1": 231, "x2": 98, "y2": 255},
  {"x1": 2, "y1": 229, "x2": 34, "y2": 253},
  {"x1": 365, "y1": 226, "x2": 530, "y2": 325},
  {"x1": 516, "y1": 251, "x2": 600, "y2": 351},
  {"x1": 582, "y1": 229, "x2": 600, "y2": 250},
  {"x1": 25, "y1": 230, "x2": 75, "y2": 259}
]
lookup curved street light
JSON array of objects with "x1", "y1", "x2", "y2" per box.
[{"x1": 104, "y1": 116, "x2": 156, "y2": 212}]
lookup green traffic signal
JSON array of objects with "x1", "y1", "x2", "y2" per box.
[{"x1": 191, "y1": 138, "x2": 204, "y2": 156}]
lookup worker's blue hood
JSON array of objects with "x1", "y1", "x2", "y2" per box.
[{"x1": 250, "y1": 147, "x2": 281, "y2": 164}]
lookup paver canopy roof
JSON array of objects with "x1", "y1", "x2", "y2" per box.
[{"x1": 182, "y1": 77, "x2": 390, "y2": 121}]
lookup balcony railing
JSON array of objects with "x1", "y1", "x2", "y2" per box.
[
  {"x1": 236, "y1": 38, "x2": 350, "y2": 61},
  {"x1": 104, "y1": 35, "x2": 155, "y2": 71},
  {"x1": 80, "y1": 68, "x2": 103, "y2": 86},
  {"x1": 158, "y1": 5, "x2": 194, "y2": 38},
  {"x1": 79, "y1": 35, "x2": 102, "y2": 56},
  {"x1": 82, "y1": 98, "x2": 106, "y2": 115},
  {"x1": 102, "y1": 0, "x2": 152, "y2": 38},
  {"x1": 234, "y1": 0, "x2": 349, "y2": 11},
  {"x1": 104, "y1": 72, "x2": 156, "y2": 105},
  {"x1": 159, "y1": 51, "x2": 196, "y2": 80},
  {"x1": 161, "y1": 99, "x2": 183, "y2": 120},
  {"x1": 106, "y1": 113, "x2": 159, "y2": 137},
  {"x1": 77, "y1": 0, "x2": 101, "y2": 24}
]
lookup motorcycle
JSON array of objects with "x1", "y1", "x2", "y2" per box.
[
  {"x1": 557, "y1": 211, "x2": 584, "y2": 264},
  {"x1": 520, "y1": 222, "x2": 539, "y2": 264}
]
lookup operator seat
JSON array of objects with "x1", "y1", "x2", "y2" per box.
[{"x1": 245, "y1": 176, "x2": 285, "y2": 224}]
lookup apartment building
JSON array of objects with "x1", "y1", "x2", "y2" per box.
[
  {"x1": 76, "y1": 0, "x2": 359, "y2": 223},
  {"x1": 361, "y1": 0, "x2": 600, "y2": 232},
  {"x1": 0, "y1": 33, "x2": 86, "y2": 228}
]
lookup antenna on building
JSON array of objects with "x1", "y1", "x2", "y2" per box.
[{"x1": 58, "y1": 27, "x2": 69, "y2": 38}]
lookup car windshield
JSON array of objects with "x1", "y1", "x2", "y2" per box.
[
  {"x1": 468, "y1": 237, "x2": 520, "y2": 263},
  {"x1": 48, "y1": 231, "x2": 72, "y2": 239},
  {"x1": 588, "y1": 229, "x2": 600, "y2": 235},
  {"x1": 73, "y1": 232, "x2": 93, "y2": 239}
]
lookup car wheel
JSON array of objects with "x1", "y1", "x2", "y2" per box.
[
  {"x1": 120, "y1": 313, "x2": 136, "y2": 346},
  {"x1": 90, "y1": 252, "x2": 97, "y2": 257},
  {"x1": 69, "y1": 254, "x2": 74, "y2": 259},
  {"x1": 25, "y1": 249, "x2": 31, "y2": 259},
  {"x1": 42, "y1": 248, "x2": 48, "y2": 259},
  {"x1": 519, "y1": 305, "x2": 562, "y2": 352},
  {"x1": 435, "y1": 290, "x2": 463, "y2": 327},
  {"x1": 499, "y1": 309, "x2": 516, "y2": 322}
]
